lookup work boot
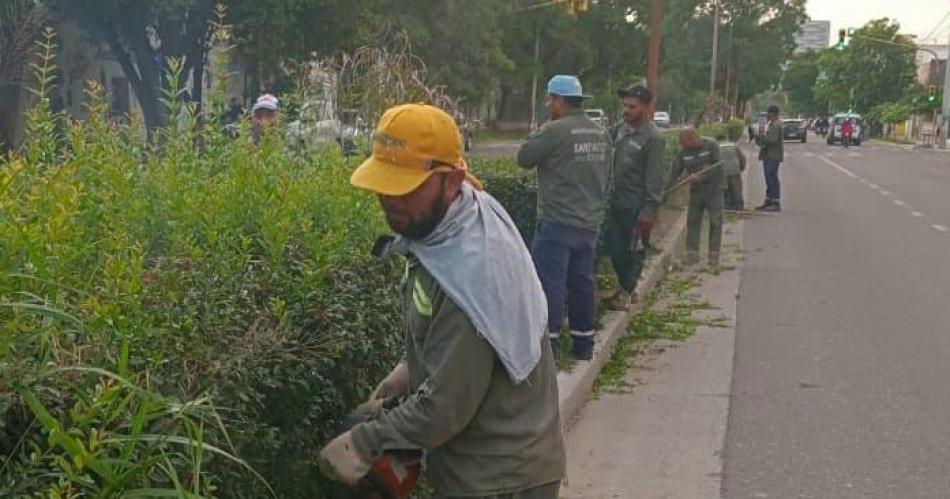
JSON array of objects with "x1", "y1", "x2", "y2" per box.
[
  {"x1": 571, "y1": 336, "x2": 594, "y2": 361},
  {"x1": 605, "y1": 289, "x2": 633, "y2": 311},
  {"x1": 754, "y1": 200, "x2": 773, "y2": 211},
  {"x1": 763, "y1": 201, "x2": 781, "y2": 212}
]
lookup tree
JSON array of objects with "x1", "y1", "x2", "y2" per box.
[
  {"x1": 784, "y1": 50, "x2": 824, "y2": 115},
  {"x1": 229, "y1": 0, "x2": 380, "y2": 94},
  {"x1": 0, "y1": 0, "x2": 46, "y2": 153},
  {"x1": 656, "y1": 0, "x2": 807, "y2": 121},
  {"x1": 815, "y1": 18, "x2": 916, "y2": 115},
  {"x1": 722, "y1": 0, "x2": 807, "y2": 108},
  {"x1": 46, "y1": 0, "x2": 217, "y2": 134},
  {"x1": 376, "y1": 0, "x2": 514, "y2": 107}
]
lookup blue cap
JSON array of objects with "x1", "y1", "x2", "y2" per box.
[{"x1": 547, "y1": 75, "x2": 584, "y2": 98}]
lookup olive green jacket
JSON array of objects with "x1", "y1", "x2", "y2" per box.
[
  {"x1": 352, "y1": 261, "x2": 566, "y2": 497},
  {"x1": 756, "y1": 119, "x2": 784, "y2": 162},
  {"x1": 670, "y1": 137, "x2": 724, "y2": 190},
  {"x1": 609, "y1": 121, "x2": 665, "y2": 216},
  {"x1": 517, "y1": 109, "x2": 611, "y2": 231},
  {"x1": 718, "y1": 141, "x2": 747, "y2": 177}
]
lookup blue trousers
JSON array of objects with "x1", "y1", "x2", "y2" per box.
[
  {"x1": 763, "y1": 159, "x2": 782, "y2": 201},
  {"x1": 531, "y1": 220, "x2": 598, "y2": 350}
]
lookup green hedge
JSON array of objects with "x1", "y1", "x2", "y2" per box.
[
  {"x1": 1, "y1": 90, "x2": 403, "y2": 497},
  {"x1": 697, "y1": 119, "x2": 746, "y2": 142},
  {"x1": 471, "y1": 158, "x2": 538, "y2": 245}
]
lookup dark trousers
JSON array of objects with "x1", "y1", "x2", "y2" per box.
[
  {"x1": 531, "y1": 219, "x2": 598, "y2": 350},
  {"x1": 763, "y1": 159, "x2": 781, "y2": 202},
  {"x1": 605, "y1": 208, "x2": 646, "y2": 294},
  {"x1": 686, "y1": 184, "x2": 723, "y2": 264},
  {"x1": 724, "y1": 174, "x2": 744, "y2": 210}
]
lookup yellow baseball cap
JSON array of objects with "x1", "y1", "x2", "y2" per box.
[{"x1": 350, "y1": 103, "x2": 483, "y2": 196}]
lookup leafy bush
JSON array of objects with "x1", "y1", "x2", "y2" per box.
[
  {"x1": 471, "y1": 158, "x2": 538, "y2": 245},
  {"x1": 697, "y1": 120, "x2": 745, "y2": 142},
  {"x1": 1, "y1": 40, "x2": 404, "y2": 497}
]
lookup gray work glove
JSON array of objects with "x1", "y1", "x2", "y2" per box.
[{"x1": 318, "y1": 430, "x2": 372, "y2": 486}]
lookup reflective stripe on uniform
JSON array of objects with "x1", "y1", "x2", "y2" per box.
[{"x1": 412, "y1": 277, "x2": 432, "y2": 317}]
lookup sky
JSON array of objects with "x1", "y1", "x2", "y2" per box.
[{"x1": 807, "y1": 0, "x2": 950, "y2": 46}]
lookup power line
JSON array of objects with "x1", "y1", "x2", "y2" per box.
[{"x1": 921, "y1": 10, "x2": 950, "y2": 43}]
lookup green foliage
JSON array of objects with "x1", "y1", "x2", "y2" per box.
[
  {"x1": 2, "y1": 45, "x2": 405, "y2": 496},
  {"x1": 696, "y1": 120, "x2": 745, "y2": 142},
  {"x1": 471, "y1": 158, "x2": 537, "y2": 245},
  {"x1": 698, "y1": 123, "x2": 726, "y2": 140},
  {"x1": 658, "y1": 0, "x2": 807, "y2": 121},
  {"x1": 784, "y1": 50, "x2": 826, "y2": 116},
  {"x1": 867, "y1": 101, "x2": 914, "y2": 125},
  {"x1": 0, "y1": 0, "x2": 47, "y2": 153},
  {"x1": 813, "y1": 18, "x2": 917, "y2": 116},
  {"x1": 593, "y1": 274, "x2": 726, "y2": 396}
]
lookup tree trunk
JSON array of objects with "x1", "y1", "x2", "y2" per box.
[
  {"x1": 0, "y1": 83, "x2": 21, "y2": 153},
  {"x1": 101, "y1": 19, "x2": 165, "y2": 134}
]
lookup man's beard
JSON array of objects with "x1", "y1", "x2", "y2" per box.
[{"x1": 385, "y1": 182, "x2": 451, "y2": 240}]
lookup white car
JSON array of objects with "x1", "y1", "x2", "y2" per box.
[
  {"x1": 827, "y1": 113, "x2": 863, "y2": 146},
  {"x1": 585, "y1": 108, "x2": 609, "y2": 128},
  {"x1": 653, "y1": 111, "x2": 670, "y2": 128}
]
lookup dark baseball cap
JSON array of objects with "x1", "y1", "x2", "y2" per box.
[{"x1": 767, "y1": 104, "x2": 780, "y2": 114}]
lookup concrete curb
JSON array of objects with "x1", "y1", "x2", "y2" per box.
[
  {"x1": 557, "y1": 208, "x2": 689, "y2": 428},
  {"x1": 869, "y1": 139, "x2": 917, "y2": 151},
  {"x1": 870, "y1": 139, "x2": 950, "y2": 153}
]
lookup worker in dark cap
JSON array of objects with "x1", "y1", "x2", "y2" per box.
[
  {"x1": 603, "y1": 83, "x2": 665, "y2": 310},
  {"x1": 755, "y1": 104, "x2": 784, "y2": 212}
]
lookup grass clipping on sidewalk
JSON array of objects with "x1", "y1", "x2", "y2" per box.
[{"x1": 593, "y1": 274, "x2": 730, "y2": 397}]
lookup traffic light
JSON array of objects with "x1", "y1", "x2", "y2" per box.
[
  {"x1": 928, "y1": 85, "x2": 937, "y2": 102},
  {"x1": 836, "y1": 29, "x2": 846, "y2": 50}
]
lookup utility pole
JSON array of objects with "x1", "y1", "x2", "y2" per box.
[
  {"x1": 706, "y1": 0, "x2": 720, "y2": 123},
  {"x1": 529, "y1": 24, "x2": 541, "y2": 131},
  {"x1": 941, "y1": 29, "x2": 950, "y2": 149},
  {"x1": 647, "y1": 0, "x2": 664, "y2": 110}
]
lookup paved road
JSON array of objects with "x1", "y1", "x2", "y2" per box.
[
  {"x1": 468, "y1": 139, "x2": 523, "y2": 159},
  {"x1": 723, "y1": 139, "x2": 950, "y2": 498}
]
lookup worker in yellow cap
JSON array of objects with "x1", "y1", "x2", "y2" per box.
[{"x1": 318, "y1": 103, "x2": 565, "y2": 498}]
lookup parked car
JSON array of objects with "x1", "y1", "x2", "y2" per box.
[
  {"x1": 782, "y1": 119, "x2": 807, "y2": 143},
  {"x1": 827, "y1": 113, "x2": 864, "y2": 146},
  {"x1": 653, "y1": 111, "x2": 671, "y2": 128},
  {"x1": 585, "y1": 108, "x2": 609, "y2": 128},
  {"x1": 287, "y1": 103, "x2": 365, "y2": 155}
]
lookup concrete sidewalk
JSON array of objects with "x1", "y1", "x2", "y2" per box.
[
  {"x1": 556, "y1": 204, "x2": 688, "y2": 428},
  {"x1": 560, "y1": 217, "x2": 744, "y2": 499}
]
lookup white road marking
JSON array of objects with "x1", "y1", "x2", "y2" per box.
[
  {"x1": 817, "y1": 154, "x2": 939, "y2": 232},
  {"x1": 848, "y1": 152, "x2": 862, "y2": 157},
  {"x1": 819, "y1": 155, "x2": 858, "y2": 178},
  {"x1": 804, "y1": 152, "x2": 815, "y2": 157}
]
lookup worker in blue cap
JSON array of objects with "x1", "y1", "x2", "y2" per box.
[{"x1": 517, "y1": 75, "x2": 611, "y2": 361}]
